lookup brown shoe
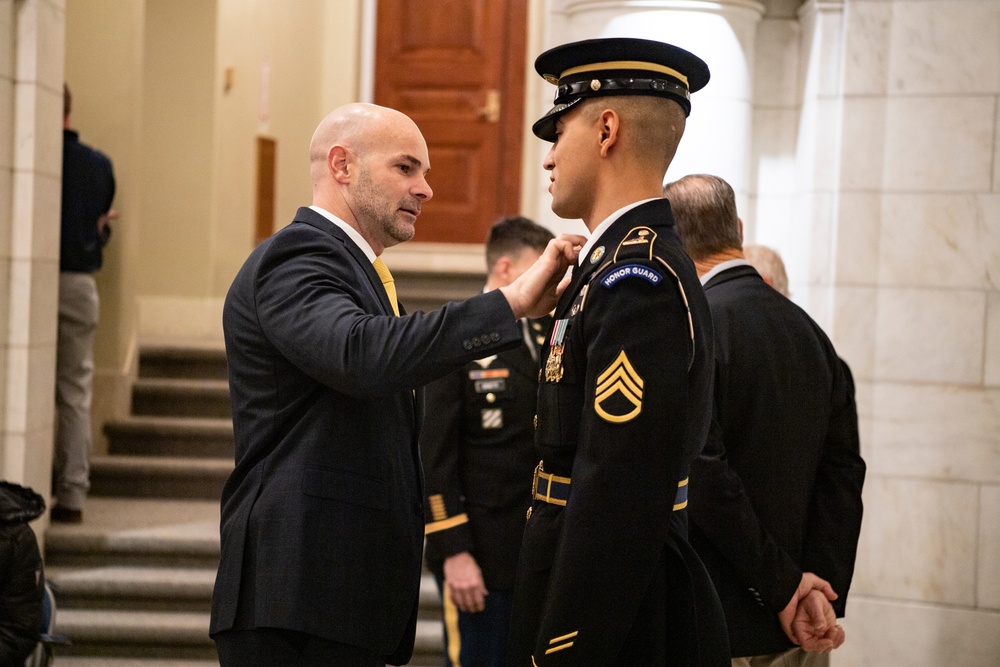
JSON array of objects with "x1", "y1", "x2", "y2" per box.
[{"x1": 51, "y1": 505, "x2": 83, "y2": 523}]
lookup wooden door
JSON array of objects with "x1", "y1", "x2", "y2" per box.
[{"x1": 375, "y1": 0, "x2": 527, "y2": 244}]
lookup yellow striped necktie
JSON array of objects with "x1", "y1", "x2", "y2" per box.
[{"x1": 372, "y1": 257, "x2": 399, "y2": 316}]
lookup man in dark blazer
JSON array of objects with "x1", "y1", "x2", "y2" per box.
[
  {"x1": 506, "y1": 38, "x2": 730, "y2": 666},
  {"x1": 421, "y1": 216, "x2": 554, "y2": 667},
  {"x1": 210, "y1": 103, "x2": 584, "y2": 667},
  {"x1": 663, "y1": 174, "x2": 867, "y2": 666}
]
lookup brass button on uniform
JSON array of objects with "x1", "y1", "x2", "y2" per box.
[{"x1": 486, "y1": 393, "x2": 496, "y2": 403}]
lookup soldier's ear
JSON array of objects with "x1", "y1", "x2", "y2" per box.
[
  {"x1": 494, "y1": 256, "x2": 513, "y2": 282},
  {"x1": 597, "y1": 110, "x2": 619, "y2": 157}
]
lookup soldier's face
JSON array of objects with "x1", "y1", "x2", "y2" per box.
[{"x1": 543, "y1": 107, "x2": 600, "y2": 221}]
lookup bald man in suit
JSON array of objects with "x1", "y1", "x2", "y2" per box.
[{"x1": 210, "y1": 103, "x2": 583, "y2": 667}]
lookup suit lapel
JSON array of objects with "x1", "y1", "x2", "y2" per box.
[{"x1": 293, "y1": 207, "x2": 397, "y2": 317}]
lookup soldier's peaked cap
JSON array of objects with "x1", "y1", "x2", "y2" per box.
[{"x1": 532, "y1": 37, "x2": 710, "y2": 142}]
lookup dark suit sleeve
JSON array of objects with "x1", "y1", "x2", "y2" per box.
[
  {"x1": 689, "y1": 418, "x2": 802, "y2": 612},
  {"x1": 801, "y1": 358, "x2": 866, "y2": 616},
  {"x1": 420, "y1": 368, "x2": 475, "y2": 561},
  {"x1": 253, "y1": 229, "x2": 521, "y2": 395}
]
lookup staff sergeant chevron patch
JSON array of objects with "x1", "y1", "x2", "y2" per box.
[{"x1": 594, "y1": 350, "x2": 644, "y2": 423}]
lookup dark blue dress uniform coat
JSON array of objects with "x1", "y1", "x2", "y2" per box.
[
  {"x1": 421, "y1": 318, "x2": 549, "y2": 591},
  {"x1": 688, "y1": 265, "x2": 866, "y2": 657},
  {"x1": 507, "y1": 199, "x2": 729, "y2": 666},
  {"x1": 210, "y1": 207, "x2": 524, "y2": 665}
]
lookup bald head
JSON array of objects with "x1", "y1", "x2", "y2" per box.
[
  {"x1": 309, "y1": 103, "x2": 432, "y2": 254},
  {"x1": 310, "y1": 104, "x2": 423, "y2": 187}
]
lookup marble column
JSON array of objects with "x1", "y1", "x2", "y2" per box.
[
  {"x1": 0, "y1": 0, "x2": 64, "y2": 508},
  {"x1": 544, "y1": 0, "x2": 764, "y2": 213}
]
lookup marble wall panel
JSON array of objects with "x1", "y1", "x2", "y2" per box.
[
  {"x1": 834, "y1": 193, "x2": 880, "y2": 286},
  {"x1": 883, "y1": 96, "x2": 994, "y2": 193},
  {"x1": 834, "y1": 598, "x2": 1000, "y2": 667},
  {"x1": 853, "y1": 477, "x2": 978, "y2": 605},
  {"x1": 752, "y1": 108, "x2": 799, "y2": 197},
  {"x1": 874, "y1": 287, "x2": 985, "y2": 384},
  {"x1": 853, "y1": 378, "x2": 875, "y2": 461},
  {"x1": 0, "y1": 76, "x2": 11, "y2": 171},
  {"x1": 14, "y1": 0, "x2": 63, "y2": 89},
  {"x1": 754, "y1": 18, "x2": 800, "y2": 108},
  {"x1": 839, "y1": 97, "x2": 886, "y2": 191},
  {"x1": 0, "y1": 168, "x2": 10, "y2": 260},
  {"x1": 987, "y1": 292, "x2": 1000, "y2": 387},
  {"x1": 6, "y1": 258, "x2": 57, "y2": 348},
  {"x1": 887, "y1": 0, "x2": 1000, "y2": 96},
  {"x1": 0, "y1": 0, "x2": 13, "y2": 80},
  {"x1": 878, "y1": 193, "x2": 1000, "y2": 291},
  {"x1": 980, "y1": 485, "x2": 1000, "y2": 609},
  {"x1": 994, "y1": 100, "x2": 1000, "y2": 194},
  {"x1": 3, "y1": 344, "x2": 28, "y2": 433},
  {"x1": 841, "y1": 0, "x2": 891, "y2": 96},
  {"x1": 23, "y1": 340, "x2": 53, "y2": 433},
  {"x1": 747, "y1": 195, "x2": 796, "y2": 274},
  {"x1": 869, "y1": 382, "x2": 1000, "y2": 483},
  {"x1": 13, "y1": 82, "x2": 62, "y2": 177},
  {"x1": 830, "y1": 286, "x2": 878, "y2": 380},
  {"x1": 11, "y1": 170, "x2": 60, "y2": 261}
]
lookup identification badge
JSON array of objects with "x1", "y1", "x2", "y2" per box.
[{"x1": 474, "y1": 378, "x2": 507, "y2": 393}]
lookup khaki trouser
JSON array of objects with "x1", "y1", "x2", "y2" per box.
[
  {"x1": 54, "y1": 272, "x2": 98, "y2": 510},
  {"x1": 733, "y1": 648, "x2": 831, "y2": 667}
]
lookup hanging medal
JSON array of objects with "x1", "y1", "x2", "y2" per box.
[{"x1": 545, "y1": 318, "x2": 568, "y2": 383}]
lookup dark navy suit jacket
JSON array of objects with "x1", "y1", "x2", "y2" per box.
[
  {"x1": 210, "y1": 207, "x2": 522, "y2": 664},
  {"x1": 688, "y1": 264, "x2": 866, "y2": 657}
]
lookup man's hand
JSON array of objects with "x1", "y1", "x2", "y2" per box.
[
  {"x1": 500, "y1": 234, "x2": 586, "y2": 318},
  {"x1": 443, "y1": 551, "x2": 488, "y2": 613},
  {"x1": 791, "y1": 589, "x2": 845, "y2": 652},
  {"x1": 97, "y1": 209, "x2": 119, "y2": 242},
  {"x1": 778, "y1": 572, "x2": 838, "y2": 648}
]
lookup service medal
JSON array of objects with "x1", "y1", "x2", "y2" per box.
[
  {"x1": 545, "y1": 319, "x2": 569, "y2": 382},
  {"x1": 545, "y1": 345, "x2": 564, "y2": 383}
]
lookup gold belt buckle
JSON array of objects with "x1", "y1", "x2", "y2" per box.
[{"x1": 527, "y1": 460, "x2": 544, "y2": 521}]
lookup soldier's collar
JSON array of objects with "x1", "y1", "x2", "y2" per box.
[{"x1": 577, "y1": 197, "x2": 660, "y2": 266}]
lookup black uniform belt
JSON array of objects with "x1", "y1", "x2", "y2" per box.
[{"x1": 532, "y1": 462, "x2": 689, "y2": 511}]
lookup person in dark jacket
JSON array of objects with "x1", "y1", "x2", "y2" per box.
[
  {"x1": 663, "y1": 174, "x2": 866, "y2": 666},
  {"x1": 0, "y1": 481, "x2": 45, "y2": 667},
  {"x1": 54, "y1": 83, "x2": 116, "y2": 524},
  {"x1": 421, "y1": 216, "x2": 554, "y2": 667}
]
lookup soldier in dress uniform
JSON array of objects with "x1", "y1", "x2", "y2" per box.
[
  {"x1": 421, "y1": 216, "x2": 555, "y2": 667},
  {"x1": 506, "y1": 38, "x2": 730, "y2": 666}
]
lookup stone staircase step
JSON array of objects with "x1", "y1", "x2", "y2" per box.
[
  {"x1": 139, "y1": 343, "x2": 227, "y2": 381},
  {"x1": 105, "y1": 416, "x2": 234, "y2": 458},
  {"x1": 46, "y1": 498, "x2": 219, "y2": 569},
  {"x1": 57, "y1": 659, "x2": 219, "y2": 667},
  {"x1": 89, "y1": 455, "x2": 232, "y2": 500},
  {"x1": 132, "y1": 378, "x2": 231, "y2": 419},
  {"x1": 53, "y1": 609, "x2": 215, "y2": 659},
  {"x1": 413, "y1": 618, "x2": 446, "y2": 659},
  {"x1": 47, "y1": 566, "x2": 215, "y2": 612}
]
